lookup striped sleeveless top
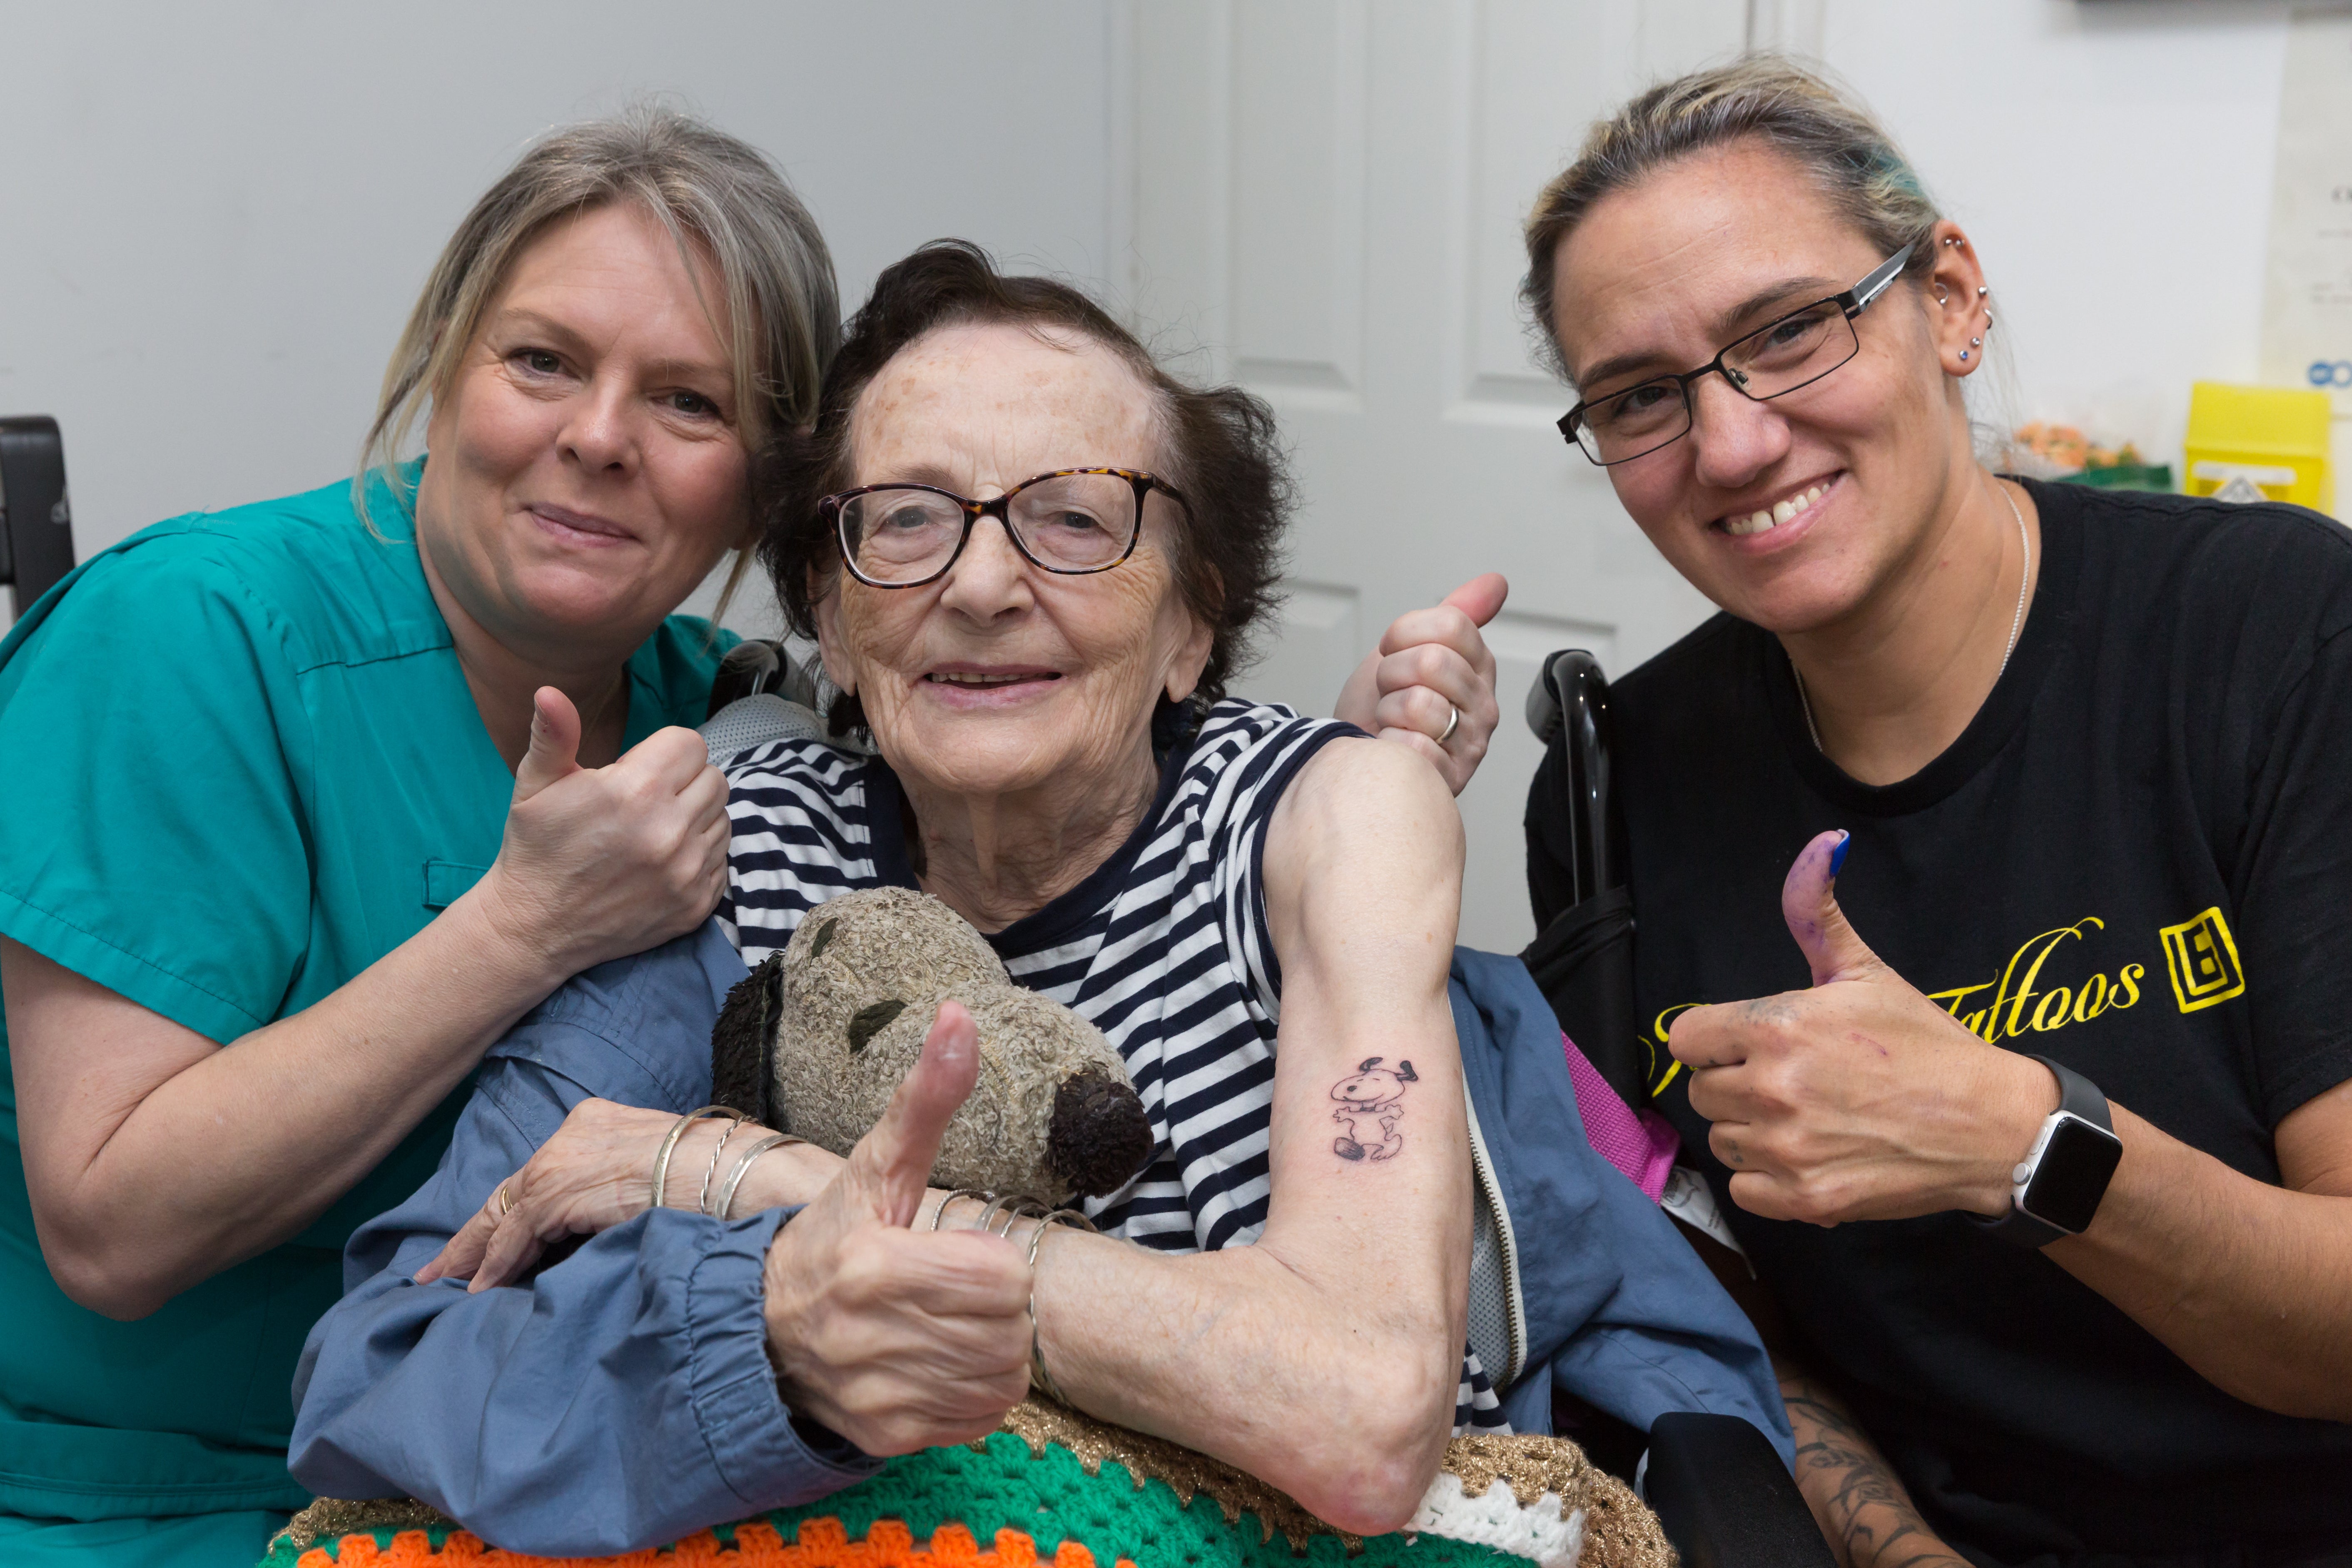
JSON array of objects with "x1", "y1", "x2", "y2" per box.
[{"x1": 717, "y1": 698, "x2": 1505, "y2": 1434}]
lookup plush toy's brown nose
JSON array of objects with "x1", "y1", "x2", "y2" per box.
[{"x1": 1047, "y1": 1066, "x2": 1154, "y2": 1199}]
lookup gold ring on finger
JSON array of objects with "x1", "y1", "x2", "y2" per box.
[{"x1": 496, "y1": 1181, "x2": 516, "y2": 1217}]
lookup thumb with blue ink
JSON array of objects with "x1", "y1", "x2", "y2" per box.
[{"x1": 1781, "y1": 830, "x2": 1889, "y2": 988}]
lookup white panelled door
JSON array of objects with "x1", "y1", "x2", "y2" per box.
[{"x1": 1121, "y1": 0, "x2": 1743, "y2": 951}]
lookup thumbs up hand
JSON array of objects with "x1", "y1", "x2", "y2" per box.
[
  {"x1": 761, "y1": 1001, "x2": 1035, "y2": 1455},
  {"x1": 1666, "y1": 831, "x2": 2056, "y2": 1226},
  {"x1": 476, "y1": 687, "x2": 731, "y2": 987},
  {"x1": 1335, "y1": 573, "x2": 1508, "y2": 796},
  {"x1": 511, "y1": 685, "x2": 588, "y2": 803},
  {"x1": 1779, "y1": 829, "x2": 1889, "y2": 988}
]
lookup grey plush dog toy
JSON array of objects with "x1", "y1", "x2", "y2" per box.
[{"x1": 711, "y1": 887, "x2": 1154, "y2": 1202}]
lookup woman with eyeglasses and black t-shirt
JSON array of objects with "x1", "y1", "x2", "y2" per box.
[{"x1": 1515, "y1": 58, "x2": 2352, "y2": 1568}]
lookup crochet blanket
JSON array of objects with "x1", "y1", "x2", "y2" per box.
[{"x1": 260, "y1": 1400, "x2": 1674, "y2": 1568}]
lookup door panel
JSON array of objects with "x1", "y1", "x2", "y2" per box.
[
  {"x1": 1242, "y1": 581, "x2": 1364, "y2": 735},
  {"x1": 1129, "y1": 0, "x2": 1740, "y2": 951}
]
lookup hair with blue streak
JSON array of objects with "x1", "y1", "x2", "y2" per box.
[{"x1": 1520, "y1": 55, "x2": 1946, "y2": 385}]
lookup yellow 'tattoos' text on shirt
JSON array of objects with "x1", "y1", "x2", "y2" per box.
[{"x1": 1644, "y1": 908, "x2": 2242, "y2": 1097}]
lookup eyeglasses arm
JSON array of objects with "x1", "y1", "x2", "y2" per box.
[{"x1": 1849, "y1": 242, "x2": 1916, "y2": 314}]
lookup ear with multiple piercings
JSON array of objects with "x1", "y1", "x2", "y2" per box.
[{"x1": 1933, "y1": 235, "x2": 1994, "y2": 364}]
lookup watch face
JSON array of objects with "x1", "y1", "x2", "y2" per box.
[{"x1": 2022, "y1": 1115, "x2": 2125, "y2": 1234}]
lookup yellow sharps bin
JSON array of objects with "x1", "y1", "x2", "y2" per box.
[{"x1": 2183, "y1": 382, "x2": 2333, "y2": 515}]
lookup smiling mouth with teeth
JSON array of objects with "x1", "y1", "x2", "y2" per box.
[
  {"x1": 925, "y1": 671, "x2": 1059, "y2": 687},
  {"x1": 1722, "y1": 482, "x2": 1827, "y2": 537}
]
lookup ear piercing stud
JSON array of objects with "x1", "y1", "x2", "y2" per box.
[{"x1": 1946, "y1": 269, "x2": 1993, "y2": 363}]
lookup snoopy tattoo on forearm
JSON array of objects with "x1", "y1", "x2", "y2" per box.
[{"x1": 1330, "y1": 1056, "x2": 1416, "y2": 1162}]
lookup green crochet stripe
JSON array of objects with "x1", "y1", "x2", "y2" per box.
[{"x1": 261, "y1": 1434, "x2": 1528, "y2": 1566}]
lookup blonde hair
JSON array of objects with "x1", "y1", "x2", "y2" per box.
[
  {"x1": 357, "y1": 104, "x2": 839, "y2": 615},
  {"x1": 1522, "y1": 56, "x2": 1941, "y2": 385}
]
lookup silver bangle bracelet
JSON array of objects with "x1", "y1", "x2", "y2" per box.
[
  {"x1": 649, "y1": 1106, "x2": 745, "y2": 1213},
  {"x1": 928, "y1": 1189, "x2": 992, "y2": 1232},
  {"x1": 713, "y1": 1132, "x2": 806, "y2": 1220},
  {"x1": 975, "y1": 1192, "x2": 1049, "y2": 1238},
  {"x1": 920, "y1": 1189, "x2": 1099, "y2": 1406},
  {"x1": 1026, "y1": 1206, "x2": 1098, "y2": 1408},
  {"x1": 696, "y1": 1114, "x2": 753, "y2": 1216}
]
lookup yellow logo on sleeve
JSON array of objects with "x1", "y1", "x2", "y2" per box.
[{"x1": 2158, "y1": 907, "x2": 2246, "y2": 1012}]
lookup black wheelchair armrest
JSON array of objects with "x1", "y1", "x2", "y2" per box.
[{"x1": 1644, "y1": 1412, "x2": 1834, "y2": 1568}]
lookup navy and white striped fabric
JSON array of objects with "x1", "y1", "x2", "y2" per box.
[{"x1": 717, "y1": 698, "x2": 1506, "y2": 1434}]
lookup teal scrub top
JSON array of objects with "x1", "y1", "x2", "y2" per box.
[{"x1": 0, "y1": 474, "x2": 735, "y2": 1528}]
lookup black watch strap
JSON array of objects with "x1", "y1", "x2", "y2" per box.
[{"x1": 1971, "y1": 1055, "x2": 2116, "y2": 1248}]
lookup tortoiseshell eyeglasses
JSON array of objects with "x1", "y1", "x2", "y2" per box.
[{"x1": 821, "y1": 467, "x2": 1188, "y2": 588}]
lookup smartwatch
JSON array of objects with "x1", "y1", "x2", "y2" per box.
[{"x1": 1971, "y1": 1055, "x2": 2124, "y2": 1248}]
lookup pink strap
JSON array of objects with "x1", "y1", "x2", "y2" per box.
[{"x1": 1560, "y1": 1032, "x2": 1679, "y2": 1200}]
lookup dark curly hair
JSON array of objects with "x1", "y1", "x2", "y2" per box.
[{"x1": 758, "y1": 240, "x2": 1291, "y2": 735}]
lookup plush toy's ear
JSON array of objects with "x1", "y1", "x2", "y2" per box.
[
  {"x1": 1396, "y1": 1060, "x2": 1418, "y2": 1082},
  {"x1": 1358, "y1": 1056, "x2": 1383, "y2": 1073},
  {"x1": 711, "y1": 954, "x2": 785, "y2": 1125}
]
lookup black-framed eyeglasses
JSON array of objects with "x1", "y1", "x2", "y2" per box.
[
  {"x1": 821, "y1": 467, "x2": 1188, "y2": 588},
  {"x1": 1558, "y1": 243, "x2": 1916, "y2": 467}
]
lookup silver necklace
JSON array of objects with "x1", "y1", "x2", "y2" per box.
[{"x1": 1795, "y1": 483, "x2": 2032, "y2": 754}]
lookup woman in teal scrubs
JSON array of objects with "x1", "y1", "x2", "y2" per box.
[{"x1": 0, "y1": 108, "x2": 839, "y2": 1565}]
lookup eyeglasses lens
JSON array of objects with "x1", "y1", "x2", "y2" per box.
[
  {"x1": 1722, "y1": 302, "x2": 1854, "y2": 399},
  {"x1": 1008, "y1": 472, "x2": 1139, "y2": 571},
  {"x1": 840, "y1": 490, "x2": 967, "y2": 582},
  {"x1": 838, "y1": 472, "x2": 1141, "y2": 583},
  {"x1": 1576, "y1": 381, "x2": 1693, "y2": 464},
  {"x1": 1572, "y1": 302, "x2": 1860, "y2": 465}
]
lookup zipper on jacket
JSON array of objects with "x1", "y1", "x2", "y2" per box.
[{"x1": 1463, "y1": 1095, "x2": 1527, "y2": 1389}]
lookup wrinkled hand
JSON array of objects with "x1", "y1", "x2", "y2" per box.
[
  {"x1": 762, "y1": 1000, "x2": 1034, "y2": 1454},
  {"x1": 477, "y1": 687, "x2": 730, "y2": 982},
  {"x1": 417, "y1": 1098, "x2": 790, "y2": 1293},
  {"x1": 1666, "y1": 830, "x2": 2054, "y2": 1226},
  {"x1": 1334, "y1": 574, "x2": 1507, "y2": 796}
]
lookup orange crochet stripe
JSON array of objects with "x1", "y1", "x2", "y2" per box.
[{"x1": 294, "y1": 1516, "x2": 1140, "y2": 1568}]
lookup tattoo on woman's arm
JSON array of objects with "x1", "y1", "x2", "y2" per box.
[
  {"x1": 1781, "y1": 1371, "x2": 1970, "y2": 1568},
  {"x1": 1330, "y1": 1057, "x2": 1415, "y2": 1162}
]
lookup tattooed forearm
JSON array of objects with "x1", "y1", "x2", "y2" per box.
[
  {"x1": 1329, "y1": 1056, "x2": 1416, "y2": 1162},
  {"x1": 1779, "y1": 1364, "x2": 1969, "y2": 1568}
]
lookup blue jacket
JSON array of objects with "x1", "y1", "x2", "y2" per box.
[
  {"x1": 289, "y1": 926, "x2": 1787, "y2": 1556},
  {"x1": 1445, "y1": 947, "x2": 1788, "y2": 1452}
]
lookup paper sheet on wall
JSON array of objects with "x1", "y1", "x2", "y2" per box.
[{"x1": 2263, "y1": 8, "x2": 2352, "y2": 416}]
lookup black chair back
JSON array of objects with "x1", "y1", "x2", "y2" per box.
[
  {"x1": 1522, "y1": 649, "x2": 1645, "y2": 1110},
  {"x1": 0, "y1": 416, "x2": 75, "y2": 613}
]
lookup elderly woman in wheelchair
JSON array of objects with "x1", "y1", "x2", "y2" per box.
[{"x1": 288, "y1": 242, "x2": 1785, "y2": 1563}]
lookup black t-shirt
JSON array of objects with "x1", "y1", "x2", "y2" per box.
[{"x1": 1578, "y1": 481, "x2": 2352, "y2": 1563}]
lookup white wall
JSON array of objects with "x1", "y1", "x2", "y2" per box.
[
  {"x1": 1800, "y1": 0, "x2": 2294, "y2": 473},
  {"x1": 2, "y1": 0, "x2": 2322, "y2": 719},
  {"x1": 2, "y1": 0, "x2": 2312, "y2": 600},
  {"x1": 0, "y1": 1, "x2": 1120, "y2": 629},
  {"x1": 1108, "y1": 0, "x2": 2312, "y2": 954}
]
